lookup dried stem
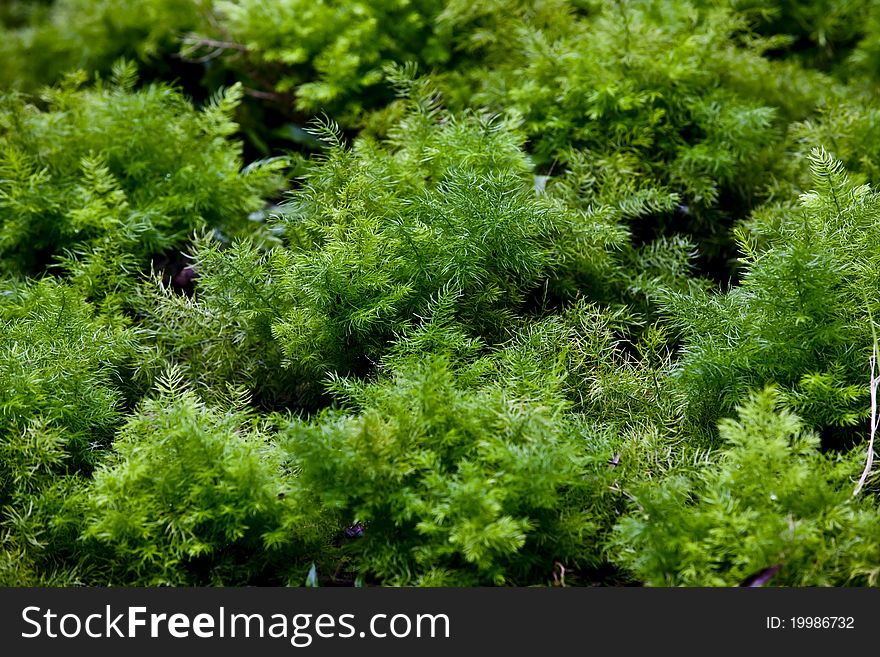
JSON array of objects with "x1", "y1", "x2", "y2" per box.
[{"x1": 853, "y1": 343, "x2": 879, "y2": 496}]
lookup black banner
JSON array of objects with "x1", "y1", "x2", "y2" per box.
[
  {"x1": 0, "y1": 587, "x2": 875, "y2": 655},
  {"x1": 0, "y1": 588, "x2": 880, "y2": 656}
]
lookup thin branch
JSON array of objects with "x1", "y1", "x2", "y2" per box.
[
  {"x1": 184, "y1": 47, "x2": 227, "y2": 64},
  {"x1": 180, "y1": 36, "x2": 249, "y2": 54},
  {"x1": 244, "y1": 87, "x2": 284, "y2": 101}
]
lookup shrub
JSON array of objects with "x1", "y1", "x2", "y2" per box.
[
  {"x1": 0, "y1": 0, "x2": 202, "y2": 91},
  {"x1": 0, "y1": 62, "x2": 286, "y2": 281},
  {"x1": 0, "y1": 277, "x2": 135, "y2": 586},
  {"x1": 141, "y1": 74, "x2": 626, "y2": 404},
  {"x1": 3, "y1": 0, "x2": 879, "y2": 590},
  {"x1": 465, "y1": 1, "x2": 815, "y2": 192},
  {"x1": 184, "y1": 0, "x2": 451, "y2": 121},
  {"x1": 76, "y1": 371, "x2": 333, "y2": 586},
  {"x1": 667, "y1": 148, "x2": 876, "y2": 435},
  {"x1": 0, "y1": 278, "x2": 135, "y2": 486},
  {"x1": 444, "y1": 0, "x2": 848, "y2": 278},
  {"x1": 283, "y1": 350, "x2": 602, "y2": 586},
  {"x1": 713, "y1": 0, "x2": 877, "y2": 70},
  {"x1": 612, "y1": 388, "x2": 880, "y2": 586},
  {"x1": 129, "y1": 237, "x2": 302, "y2": 408}
]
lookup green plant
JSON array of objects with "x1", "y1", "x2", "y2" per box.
[
  {"x1": 3, "y1": 0, "x2": 880, "y2": 590},
  {"x1": 141, "y1": 73, "x2": 625, "y2": 405},
  {"x1": 716, "y1": 0, "x2": 877, "y2": 69},
  {"x1": 283, "y1": 350, "x2": 600, "y2": 586},
  {"x1": 77, "y1": 371, "x2": 333, "y2": 585},
  {"x1": 0, "y1": 62, "x2": 286, "y2": 300},
  {"x1": 667, "y1": 148, "x2": 877, "y2": 436},
  {"x1": 0, "y1": 0, "x2": 203, "y2": 91},
  {"x1": 0, "y1": 278, "x2": 135, "y2": 486},
  {"x1": 184, "y1": 0, "x2": 451, "y2": 121},
  {"x1": 0, "y1": 277, "x2": 135, "y2": 586},
  {"x1": 442, "y1": 0, "x2": 850, "y2": 280},
  {"x1": 612, "y1": 388, "x2": 880, "y2": 586}
]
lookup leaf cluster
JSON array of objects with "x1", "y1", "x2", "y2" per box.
[
  {"x1": 0, "y1": 63, "x2": 286, "y2": 289},
  {"x1": 3, "y1": 0, "x2": 880, "y2": 590},
  {"x1": 668, "y1": 149, "x2": 880, "y2": 436},
  {"x1": 75, "y1": 373, "x2": 332, "y2": 585},
  {"x1": 613, "y1": 388, "x2": 880, "y2": 586}
]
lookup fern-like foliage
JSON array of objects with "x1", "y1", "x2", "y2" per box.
[
  {"x1": 76, "y1": 373, "x2": 333, "y2": 586},
  {"x1": 708, "y1": 0, "x2": 878, "y2": 69},
  {"x1": 5, "y1": 0, "x2": 880, "y2": 590},
  {"x1": 667, "y1": 149, "x2": 879, "y2": 437},
  {"x1": 0, "y1": 63, "x2": 286, "y2": 280},
  {"x1": 145, "y1": 77, "x2": 626, "y2": 404},
  {"x1": 283, "y1": 351, "x2": 600, "y2": 586},
  {"x1": 612, "y1": 388, "x2": 880, "y2": 586},
  {"x1": 431, "y1": 0, "x2": 851, "y2": 279},
  {"x1": 130, "y1": 237, "x2": 303, "y2": 408},
  {"x1": 0, "y1": 0, "x2": 202, "y2": 91},
  {"x1": 0, "y1": 278, "x2": 135, "y2": 486},
  {"x1": 0, "y1": 277, "x2": 135, "y2": 585},
  {"x1": 182, "y1": 0, "x2": 451, "y2": 121}
]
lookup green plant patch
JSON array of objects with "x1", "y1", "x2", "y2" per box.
[{"x1": 1, "y1": 0, "x2": 879, "y2": 588}]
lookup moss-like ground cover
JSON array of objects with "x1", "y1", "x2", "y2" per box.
[{"x1": 2, "y1": 0, "x2": 879, "y2": 586}]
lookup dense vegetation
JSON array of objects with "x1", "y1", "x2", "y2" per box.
[{"x1": 1, "y1": 0, "x2": 879, "y2": 587}]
